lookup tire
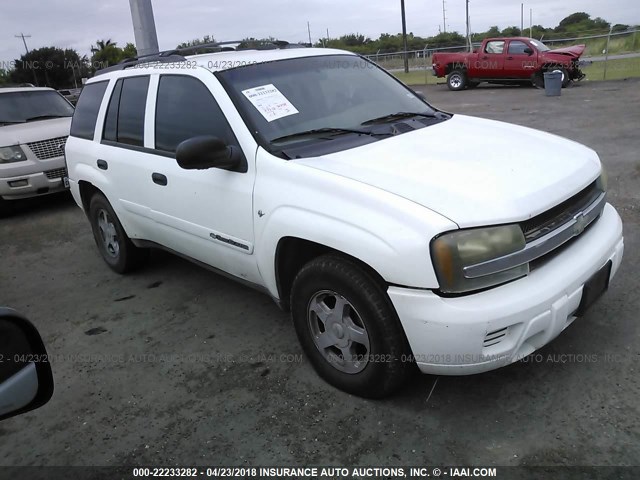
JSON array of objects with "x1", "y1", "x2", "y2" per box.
[
  {"x1": 532, "y1": 72, "x2": 544, "y2": 89},
  {"x1": 446, "y1": 70, "x2": 467, "y2": 91},
  {"x1": 88, "y1": 193, "x2": 148, "y2": 274},
  {"x1": 555, "y1": 67, "x2": 571, "y2": 88},
  {"x1": 290, "y1": 254, "x2": 412, "y2": 398}
]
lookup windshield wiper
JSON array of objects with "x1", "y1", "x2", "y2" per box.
[
  {"x1": 361, "y1": 111, "x2": 438, "y2": 125},
  {"x1": 24, "y1": 115, "x2": 71, "y2": 122},
  {"x1": 271, "y1": 127, "x2": 379, "y2": 144}
]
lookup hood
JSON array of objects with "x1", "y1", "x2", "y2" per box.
[
  {"x1": 0, "y1": 117, "x2": 72, "y2": 147},
  {"x1": 546, "y1": 44, "x2": 586, "y2": 58},
  {"x1": 295, "y1": 115, "x2": 601, "y2": 228}
]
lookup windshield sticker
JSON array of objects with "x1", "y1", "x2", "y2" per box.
[{"x1": 241, "y1": 84, "x2": 299, "y2": 122}]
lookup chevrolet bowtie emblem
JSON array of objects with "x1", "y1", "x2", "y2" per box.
[{"x1": 573, "y1": 212, "x2": 587, "y2": 236}]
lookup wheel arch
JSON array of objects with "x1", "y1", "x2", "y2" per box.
[{"x1": 274, "y1": 237, "x2": 389, "y2": 311}]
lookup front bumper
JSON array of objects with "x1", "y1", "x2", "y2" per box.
[
  {"x1": 0, "y1": 168, "x2": 68, "y2": 200},
  {"x1": 389, "y1": 203, "x2": 624, "y2": 375}
]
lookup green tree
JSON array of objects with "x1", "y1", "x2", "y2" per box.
[
  {"x1": 9, "y1": 47, "x2": 86, "y2": 89},
  {"x1": 501, "y1": 26, "x2": 522, "y2": 37},
  {"x1": 90, "y1": 39, "x2": 126, "y2": 70},
  {"x1": 0, "y1": 68, "x2": 10, "y2": 85},
  {"x1": 122, "y1": 42, "x2": 138, "y2": 59},
  {"x1": 176, "y1": 35, "x2": 216, "y2": 49}
]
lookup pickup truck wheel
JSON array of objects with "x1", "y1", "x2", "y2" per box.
[
  {"x1": 555, "y1": 68, "x2": 571, "y2": 88},
  {"x1": 290, "y1": 254, "x2": 412, "y2": 398},
  {"x1": 447, "y1": 70, "x2": 467, "y2": 91},
  {"x1": 88, "y1": 193, "x2": 148, "y2": 274},
  {"x1": 532, "y1": 72, "x2": 545, "y2": 89}
]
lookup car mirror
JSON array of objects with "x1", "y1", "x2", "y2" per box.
[
  {"x1": 176, "y1": 136, "x2": 245, "y2": 172},
  {"x1": 524, "y1": 47, "x2": 534, "y2": 55},
  {"x1": 0, "y1": 308, "x2": 54, "y2": 422}
]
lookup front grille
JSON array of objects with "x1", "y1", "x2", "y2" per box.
[
  {"x1": 521, "y1": 181, "x2": 602, "y2": 243},
  {"x1": 26, "y1": 136, "x2": 68, "y2": 160},
  {"x1": 44, "y1": 167, "x2": 67, "y2": 179}
]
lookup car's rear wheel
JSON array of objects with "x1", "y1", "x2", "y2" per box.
[
  {"x1": 447, "y1": 70, "x2": 467, "y2": 91},
  {"x1": 88, "y1": 193, "x2": 147, "y2": 273},
  {"x1": 290, "y1": 254, "x2": 412, "y2": 398}
]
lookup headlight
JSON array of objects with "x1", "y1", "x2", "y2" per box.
[
  {"x1": 431, "y1": 224, "x2": 528, "y2": 294},
  {"x1": 0, "y1": 145, "x2": 27, "y2": 163}
]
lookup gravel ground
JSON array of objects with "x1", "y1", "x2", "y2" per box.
[{"x1": 0, "y1": 79, "x2": 638, "y2": 475}]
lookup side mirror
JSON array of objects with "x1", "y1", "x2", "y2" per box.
[
  {"x1": 0, "y1": 308, "x2": 53, "y2": 422},
  {"x1": 176, "y1": 136, "x2": 245, "y2": 172},
  {"x1": 524, "y1": 47, "x2": 534, "y2": 55}
]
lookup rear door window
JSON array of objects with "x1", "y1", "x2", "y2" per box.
[
  {"x1": 102, "y1": 76, "x2": 149, "y2": 147},
  {"x1": 70, "y1": 81, "x2": 108, "y2": 140},
  {"x1": 485, "y1": 41, "x2": 505, "y2": 54}
]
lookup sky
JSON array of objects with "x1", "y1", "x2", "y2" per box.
[{"x1": 1, "y1": 0, "x2": 638, "y2": 66}]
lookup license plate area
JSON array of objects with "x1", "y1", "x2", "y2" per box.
[{"x1": 576, "y1": 260, "x2": 612, "y2": 316}]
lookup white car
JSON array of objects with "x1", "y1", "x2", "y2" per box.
[
  {"x1": 0, "y1": 87, "x2": 74, "y2": 214},
  {"x1": 65, "y1": 47, "x2": 624, "y2": 397}
]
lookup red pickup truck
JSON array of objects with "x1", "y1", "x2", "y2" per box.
[{"x1": 432, "y1": 37, "x2": 586, "y2": 91}]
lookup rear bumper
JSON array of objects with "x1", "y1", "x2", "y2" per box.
[{"x1": 389, "y1": 203, "x2": 624, "y2": 375}]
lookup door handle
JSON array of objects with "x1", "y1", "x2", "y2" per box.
[
  {"x1": 507, "y1": 56, "x2": 514, "y2": 60},
  {"x1": 482, "y1": 56, "x2": 488, "y2": 59},
  {"x1": 152, "y1": 173, "x2": 167, "y2": 186},
  {"x1": 97, "y1": 159, "x2": 108, "y2": 170}
]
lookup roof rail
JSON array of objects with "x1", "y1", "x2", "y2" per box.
[{"x1": 93, "y1": 39, "x2": 307, "y2": 76}]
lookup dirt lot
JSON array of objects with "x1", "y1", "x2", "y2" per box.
[{"x1": 1, "y1": 80, "x2": 639, "y2": 473}]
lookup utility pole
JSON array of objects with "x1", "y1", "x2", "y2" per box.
[
  {"x1": 307, "y1": 21, "x2": 312, "y2": 46},
  {"x1": 15, "y1": 33, "x2": 38, "y2": 86},
  {"x1": 466, "y1": 0, "x2": 472, "y2": 51},
  {"x1": 521, "y1": 3, "x2": 524, "y2": 33},
  {"x1": 129, "y1": 0, "x2": 159, "y2": 57},
  {"x1": 326, "y1": 28, "x2": 330, "y2": 41},
  {"x1": 15, "y1": 33, "x2": 31, "y2": 53},
  {"x1": 530, "y1": 9, "x2": 533, "y2": 38},
  {"x1": 442, "y1": 0, "x2": 447, "y2": 33},
  {"x1": 400, "y1": 0, "x2": 409, "y2": 73}
]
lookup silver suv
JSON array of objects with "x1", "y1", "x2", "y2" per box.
[{"x1": 0, "y1": 87, "x2": 74, "y2": 215}]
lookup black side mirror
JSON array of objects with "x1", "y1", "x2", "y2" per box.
[
  {"x1": 524, "y1": 47, "x2": 534, "y2": 55},
  {"x1": 0, "y1": 308, "x2": 54, "y2": 422},
  {"x1": 176, "y1": 136, "x2": 246, "y2": 172}
]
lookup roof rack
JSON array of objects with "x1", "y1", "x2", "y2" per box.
[{"x1": 94, "y1": 39, "x2": 304, "y2": 76}]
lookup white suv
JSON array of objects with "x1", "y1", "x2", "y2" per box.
[
  {"x1": 0, "y1": 87, "x2": 74, "y2": 214},
  {"x1": 65, "y1": 47, "x2": 624, "y2": 397}
]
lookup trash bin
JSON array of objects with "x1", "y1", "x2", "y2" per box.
[{"x1": 543, "y1": 71, "x2": 563, "y2": 97}]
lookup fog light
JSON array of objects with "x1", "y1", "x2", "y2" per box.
[{"x1": 8, "y1": 179, "x2": 28, "y2": 187}]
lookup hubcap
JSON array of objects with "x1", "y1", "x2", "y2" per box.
[
  {"x1": 307, "y1": 290, "x2": 370, "y2": 374},
  {"x1": 96, "y1": 209, "x2": 120, "y2": 258},
  {"x1": 450, "y1": 74, "x2": 462, "y2": 88}
]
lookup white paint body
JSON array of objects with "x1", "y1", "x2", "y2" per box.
[{"x1": 65, "y1": 48, "x2": 624, "y2": 374}]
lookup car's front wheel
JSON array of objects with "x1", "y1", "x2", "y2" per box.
[
  {"x1": 88, "y1": 193, "x2": 147, "y2": 273},
  {"x1": 446, "y1": 70, "x2": 467, "y2": 91},
  {"x1": 290, "y1": 254, "x2": 412, "y2": 398}
]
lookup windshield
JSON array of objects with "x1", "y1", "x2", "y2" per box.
[
  {"x1": 529, "y1": 39, "x2": 550, "y2": 52},
  {"x1": 0, "y1": 90, "x2": 74, "y2": 125},
  {"x1": 217, "y1": 55, "x2": 438, "y2": 153}
]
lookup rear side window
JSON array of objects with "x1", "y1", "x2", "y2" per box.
[
  {"x1": 70, "y1": 81, "x2": 108, "y2": 140},
  {"x1": 102, "y1": 76, "x2": 149, "y2": 147},
  {"x1": 485, "y1": 41, "x2": 505, "y2": 54},
  {"x1": 155, "y1": 75, "x2": 237, "y2": 153}
]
